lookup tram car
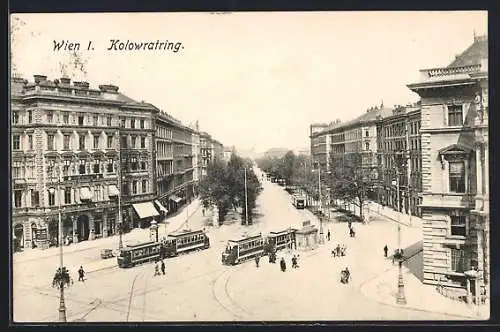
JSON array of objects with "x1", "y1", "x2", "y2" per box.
[
  {"x1": 221, "y1": 233, "x2": 264, "y2": 265},
  {"x1": 161, "y1": 229, "x2": 210, "y2": 258},
  {"x1": 292, "y1": 195, "x2": 306, "y2": 209},
  {"x1": 265, "y1": 229, "x2": 296, "y2": 253},
  {"x1": 117, "y1": 241, "x2": 161, "y2": 268}
]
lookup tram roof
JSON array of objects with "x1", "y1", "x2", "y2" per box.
[
  {"x1": 122, "y1": 241, "x2": 158, "y2": 250},
  {"x1": 168, "y1": 228, "x2": 204, "y2": 237},
  {"x1": 228, "y1": 233, "x2": 262, "y2": 243}
]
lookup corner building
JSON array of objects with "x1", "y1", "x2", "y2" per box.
[
  {"x1": 11, "y1": 75, "x2": 130, "y2": 248},
  {"x1": 408, "y1": 35, "x2": 489, "y2": 299}
]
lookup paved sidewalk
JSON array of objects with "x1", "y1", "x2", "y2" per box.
[
  {"x1": 360, "y1": 259, "x2": 490, "y2": 320},
  {"x1": 13, "y1": 199, "x2": 202, "y2": 264}
]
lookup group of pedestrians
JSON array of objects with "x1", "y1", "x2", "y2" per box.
[
  {"x1": 154, "y1": 260, "x2": 166, "y2": 276},
  {"x1": 331, "y1": 244, "x2": 347, "y2": 257}
]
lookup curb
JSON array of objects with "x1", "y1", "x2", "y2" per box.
[{"x1": 358, "y1": 264, "x2": 482, "y2": 320}]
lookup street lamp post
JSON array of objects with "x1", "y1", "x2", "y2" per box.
[
  {"x1": 49, "y1": 169, "x2": 68, "y2": 322},
  {"x1": 244, "y1": 167, "x2": 249, "y2": 226},
  {"x1": 393, "y1": 153, "x2": 407, "y2": 305},
  {"x1": 314, "y1": 163, "x2": 325, "y2": 245},
  {"x1": 118, "y1": 145, "x2": 123, "y2": 250}
]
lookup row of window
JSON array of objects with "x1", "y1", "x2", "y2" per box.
[
  {"x1": 121, "y1": 135, "x2": 148, "y2": 149},
  {"x1": 119, "y1": 117, "x2": 148, "y2": 129},
  {"x1": 176, "y1": 234, "x2": 205, "y2": 245},
  {"x1": 12, "y1": 185, "x2": 116, "y2": 209},
  {"x1": 121, "y1": 179, "x2": 150, "y2": 195},
  {"x1": 239, "y1": 240, "x2": 264, "y2": 251},
  {"x1": 11, "y1": 111, "x2": 153, "y2": 130},
  {"x1": 43, "y1": 159, "x2": 118, "y2": 177}
]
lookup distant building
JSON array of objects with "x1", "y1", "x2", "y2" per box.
[
  {"x1": 223, "y1": 146, "x2": 234, "y2": 162},
  {"x1": 309, "y1": 123, "x2": 329, "y2": 167},
  {"x1": 263, "y1": 148, "x2": 290, "y2": 159}
]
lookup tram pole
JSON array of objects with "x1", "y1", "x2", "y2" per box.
[{"x1": 244, "y1": 167, "x2": 249, "y2": 226}]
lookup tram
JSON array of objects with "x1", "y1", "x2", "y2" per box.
[
  {"x1": 161, "y1": 229, "x2": 210, "y2": 258},
  {"x1": 117, "y1": 241, "x2": 161, "y2": 268},
  {"x1": 292, "y1": 195, "x2": 306, "y2": 209},
  {"x1": 265, "y1": 229, "x2": 296, "y2": 252},
  {"x1": 221, "y1": 233, "x2": 264, "y2": 265},
  {"x1": 117, "y1": 229, "x2": 210, "y2": 268}
]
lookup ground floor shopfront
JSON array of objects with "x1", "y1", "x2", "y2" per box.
[{"x1": 12, "y1": 204, "x2": 121, "y2": 250}]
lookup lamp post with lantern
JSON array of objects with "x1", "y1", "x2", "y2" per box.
[
  {"x1": 392, "y1": 151, "x2": 407, "y2": 305},
  {"x1": 48, "y1": 167, "x2": 70, "y2": 322}
]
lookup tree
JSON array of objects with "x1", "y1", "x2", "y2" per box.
[
  {"x1": 199, "y1": 153, "x2": 261, "y2": 225},
  {"x1": 329, "y1": 152, "x2": 375, "y2": 220},
  {"x1": 199, "y1": 160, "x2": 232, "y2": 224}
]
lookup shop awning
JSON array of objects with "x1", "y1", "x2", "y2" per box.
[
  {"x1": 132, "y1": 202, "x2": 160, "y2": 219},
  {"x1": 170, "y1": 196, "x2": 182, "y2": 203},
  {"x1": 80, "y1": 187, "x2": 93, "y2": 201},
  {"x1": 154, "y1": 200, "x2": 168, "y2": 214},
  {"x1": 108, "y1": 185, "x2": 119, "y2": 197}
]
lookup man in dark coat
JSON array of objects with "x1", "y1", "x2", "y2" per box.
[
  {"x1": 280, "y1": 257, "x2": 286, "y2": 272},
  {"x1": 78, "y1": 266, "x2": 85, "y2": 282},
  {"x1": 161, "y1": 260, "x2": 166, "y2": 275},
  {"x1": 384, "y1": 245, "x2": 388, "y2": 258},
  {"x1": 327, "y1": 230, "x2": 331, "y2": 241}
]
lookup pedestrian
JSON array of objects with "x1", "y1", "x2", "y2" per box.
[
  {"x1": 327, "y1": 230, "x2": 331, "y2": 241},
  {"x1": 292, "y1": 255, "x2": 297, "y2": 268},
  {"x1": 154, "y1": 262, "x2": 160, "y2": 276},
  {"x1": 336, "y1": 244, "x2": 341, "y2": 257},
  {"x1": 280, "y1": 257, "x2": 287, "y2": 272},
  {"x1": 202, "y1": 208, "x2": 205, "y2": 217},
  {"x1": 78, "y1": 266, "x2": 85, "y2": 282},
  {"x1": 384, "y1": 245, "x2": 388, "y2": 258},
  {"x1": 161, "y1": 260, "x2": 165, "y2": 275},
  {"x1": 255, "y1": 255, "x2": 260, "y2": 268}
]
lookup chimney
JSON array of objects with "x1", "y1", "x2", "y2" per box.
[
  {"x1": 74, "y1": 81, "x2": 90, "y2": 89},
  {"x1": 60, "y1": 77, "x2": 71, "y2": 85},
  {"x1": 33, "y1": 75, "x2": 47, "y2": 84},
  {"x1": 98, "y1": 84, "x2": 119, "y2": 93}
]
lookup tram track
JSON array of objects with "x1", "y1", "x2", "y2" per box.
[{"x1": 210, "y1": 267, "x2": 254, "y2": 320}]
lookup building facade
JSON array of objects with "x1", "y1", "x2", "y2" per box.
[
  {"x1": 376, "y1": 104, "x2": 423, "y2": 217},
  {"x1": 309, "y1": 123, "x2": 329, "y2": 169},
  {"x1": 11, "y1": 74, "x2": 209, "y2": 250},
  {"x1": 119, "y1": 100, "x2": 157, "y2": 229},
  {"x1": 408, "y1": 35, "x2": 489, "y2": 298},
  {"x1": 155, "y1": 111, "x2": 195, "y2": 213},
  {"x1": 11, "y1": 75, "x2": 127, "y2": 249}
]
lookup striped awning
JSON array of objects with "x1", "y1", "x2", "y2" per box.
[
  {"x1": 108, "y1": 185, "x2": 119, "y2": 197},
  {"x1": 132, "y1": 202, "x2": 160, "y2": 219},
  {"x1": 154, "y1": 200, "x2": 168, "y2": 214},
  {"x1": 80, "y1": 187, "x2": 92, "y2": 201}
]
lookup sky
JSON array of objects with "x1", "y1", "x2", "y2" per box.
[{"x1": 11, "y1": 11, "x2": 487, "y2": 153}]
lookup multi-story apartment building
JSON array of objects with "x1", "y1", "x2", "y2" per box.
[
  {"x1": 407, "y1": 35, "x2": 489, "y2": 299},
  {"x1": 119, "y1": 100, "x2": 158, "y2": 229},
  {"x1": 11, "y1": 74, "x2": 203, "y2": 250},
  {"x1": 199, "y1": 131, "x2": 212, "y2": 177},
  {"x1": 223, "y1": 146, "x2": 234, "y2": 162},
  {"x1": 376, "y1": 104, "x2": 423, "y2": 217},
  {"x1": 12, "y1": 75, "x2": 127, "y2": 249},
  {"x1": 191, "y1": 123, "x2": 201, "y2": 196},
  {"x1": 309, "y1": 123, "x2": 329, "y2": 169},
  {"x1": 155, "y1": 111, "x2": 195, "y2": 213},
  {"x1": 311, "y1": 107, "x2": 391, "y2": 199},
  {"x1": 212, "y1": 139, "x2": 224, "y2": 162}
]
